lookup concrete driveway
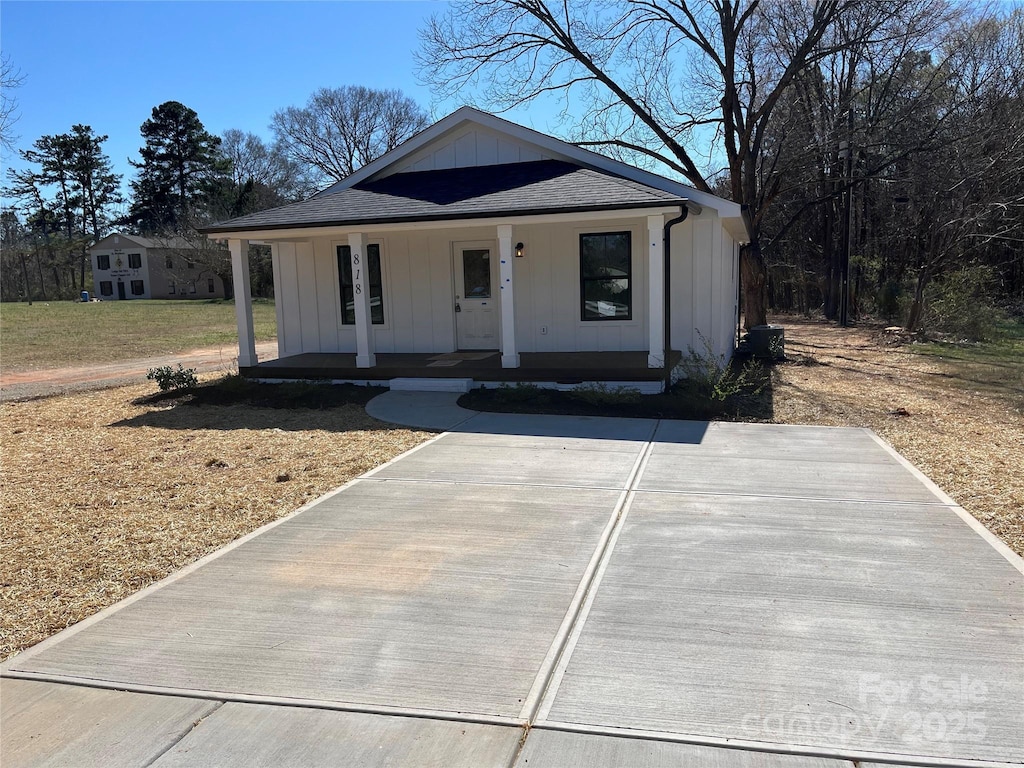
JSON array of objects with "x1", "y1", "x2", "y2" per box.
[{"x1": 3, "y1": 410, "x2": 1021, "y2": 767}]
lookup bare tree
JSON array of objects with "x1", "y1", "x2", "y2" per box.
[
  {"x1": 271, "y1": 86, "x2": 430, "y2": 186},
  {"x1": 220, "y1": 129, "x2": 317, "y2": 203},
  {"x1": 418, "y1": 0, "x2": 962, "y2": 327},
  {"x1": 0, "y1": 53, "x2": 25, "y2": 154}
]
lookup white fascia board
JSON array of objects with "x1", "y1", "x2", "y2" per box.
[
  {"x1": 321, "y1": 106, "x2": 741, "y2": 218},
  {"x1": 203, "y1": 205, "x2": 688, "y2": 242},
  {"x1": 722, "y1": 215, "x2": 751, "y2": 244}
]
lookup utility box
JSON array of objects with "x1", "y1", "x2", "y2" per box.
[{"x1": 749, "y1": 324, "x2": 785, "y2": 360}]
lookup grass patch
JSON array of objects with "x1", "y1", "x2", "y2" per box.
[
  {"x1": 0, "y1": 299, "x2": 277, "y2": 372},
  {"x1": 907, "y1": 318, "x2": 1024, "y2": 405}
]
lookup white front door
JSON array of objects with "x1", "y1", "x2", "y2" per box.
[{"x1": 454, "y1": 242, "x2": 499, "y2": 349}]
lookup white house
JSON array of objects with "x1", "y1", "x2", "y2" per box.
[
  {"x1": 201, "y1": 108, "x2": 748, "y2": 392},
  {"x1": 90, "y1": 233, "x2": 228, "y2": 301}
]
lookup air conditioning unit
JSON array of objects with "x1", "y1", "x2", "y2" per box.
[{"x1": 748, "y1": 324, "x2": 785, "y2": 360}]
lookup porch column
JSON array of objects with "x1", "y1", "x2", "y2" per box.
[
  {"x1": 348, "y1": 232, "x2": 376, "y2": 368},
  {"x1": 647, "y1": 215, "x2": 665, "y2": 368},
  {"x1": 228, "y1": 238, "x2": 257, "y2": 368},
  {"x1": 497, "y1": 224, "x2": 519, "y2": 368}
]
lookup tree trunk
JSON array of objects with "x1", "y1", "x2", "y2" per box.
[
  {"x1": 36, "y1": 246, "x2": 47, "y2": 300},
  {"x1": 740, "y1": 241, "x2": 768, "y2": 328},
  {"x1": 20, "y1": 251, "x2": 32, "y2": 304},
  {"x1": 905, "y1": 269, "x2": 931, "y2": 333}
]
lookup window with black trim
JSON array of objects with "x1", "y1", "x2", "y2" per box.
[
  {"x1": 130, "y1": 280, "x2": 144, "y2": 295},
  {"x1": 580, "y1": 231, "x2": 632, "y2": 321},
  {"x1": 337, "y1": 244, "x2": 384, "y2": 325},
  {"x1": 165, "y1": 256, "x2": 174, "y2": 269},
  {"x1": 128, "y1": 253, "x2": 142, "y2": 269},
  {"x1": 96, "y1": 254, "x2": 110, "y2": 270},
  {"x1": 99, "y1": 281, "x2": 113, "y2": 296},
  {"x1": 168, "y1": 282, "x2": 176, "y2": 295},
  {"x1": 207, "y1": 278, "x2": 215, "y2": 293}
]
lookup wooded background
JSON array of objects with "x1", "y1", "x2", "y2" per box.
[{"x1": 3, "y1": 2, "x2": 1021, "y2": 342}]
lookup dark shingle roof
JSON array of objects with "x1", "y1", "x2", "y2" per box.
[{"x1": 201, "y1": 160, "x2": 684, "y2": 234}]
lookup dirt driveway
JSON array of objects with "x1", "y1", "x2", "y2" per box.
[{"x1": 0, "y1": 341, "x2": 279, "y2": 401}]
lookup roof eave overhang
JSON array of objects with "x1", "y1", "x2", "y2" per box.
[{"x1": 200, "y1": 201, "x2": 692, "y2": 239}]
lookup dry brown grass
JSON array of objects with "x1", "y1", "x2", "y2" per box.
[
  {"x1": 0, "y1": 379, "x2": 432, "y2": 660},
  {"x1": 771, "y1": 316, "x2": 1023, "y2": 556}
]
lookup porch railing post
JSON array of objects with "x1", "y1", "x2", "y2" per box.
[
  {"x1": 498, "y1": 224, "x2": 519, "y2": 368},
  {"x1": 348, "y1": 232, "x2": 376, "y2": 368}
]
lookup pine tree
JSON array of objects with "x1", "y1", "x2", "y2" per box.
[{"x1": 127, "y1": 101, "x2": 229, "y2": 233}]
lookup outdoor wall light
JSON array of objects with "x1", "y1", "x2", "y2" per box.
[{"x1": 515, "y1": 242, "x2": 524, "y2": 257}]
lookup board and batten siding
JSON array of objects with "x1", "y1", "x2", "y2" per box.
[
  {"x1": 386, "y1": 125, "x2": 555, "y2": 175},
  {"x1": 511, "y1": 219, "x2": 649, "y2": 354},
  {"x1": 270, "y1": 215, "x2": 737, "y2": 361},
  {"x1": 669, "y1": 214, "x2": 738, "y2": 362}
]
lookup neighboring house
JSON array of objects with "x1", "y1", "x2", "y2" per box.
[
  {"x1": 90, "y1": 233, "x2": 228, "y2": 301},
  {"x1": 201, "y1": 107, "x2": 748, "y2": 392}
]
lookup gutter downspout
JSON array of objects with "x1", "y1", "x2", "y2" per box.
[{"x1": 663, "y1": 205, "x2": 690, "y2": 390}]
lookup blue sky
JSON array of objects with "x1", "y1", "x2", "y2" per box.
[{"x1": 0, "y1": 0, "x2": 567, "y2": 204}]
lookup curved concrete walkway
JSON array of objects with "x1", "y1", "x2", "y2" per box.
[{"x1": 365, "y1": 390, "x2": 479, "y2": 430}]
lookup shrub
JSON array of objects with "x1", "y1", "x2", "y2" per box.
[
  {"x1": 920, "y1": 265, "x2": 1006, "y2": 342},
  {"x1": 677, "y1": 332, "x2": 767, "y2": 402},
  {"x1": 146, "y1": 364, "x2": 198, "y2": 392},
  {"x1": 571, "y1": 383, "x2": 642, "y2": 407}
]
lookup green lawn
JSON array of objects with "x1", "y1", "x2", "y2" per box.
[
  {"x1": 0, "y1": 299, "x2": 277, "y2": 372},
  {"x1": 908, "y1": 318, "x2": 1024, "y2": 405}
]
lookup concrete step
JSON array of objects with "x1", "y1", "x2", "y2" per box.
[{"x1": 388, "y1": 377, "x2": 474, "y2": 393}]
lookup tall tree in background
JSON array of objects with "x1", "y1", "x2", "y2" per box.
[
  {"x1": 271, "y1": 86, "x2": 430, "y2": 185},
  {"x1": 209, "y1": 129, "x2": 316, "y2": 218},
  {"x1": 418, "y1": 0, "x2": 965, "y2": 327},
  {"x1": 4, "y1": 126, "x2": 122, "y2": 296},
  {"x1": 127, "y1": 101, "x2": 228, "y2": 233}
]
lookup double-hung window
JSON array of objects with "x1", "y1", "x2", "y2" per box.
[
  {"x1": 337, "y1": 244, "x2": 384, "y2": 325},
  {"x1": 128, "y1": 253, "x2": 142, "y2": 269},
  {"x1": 96, "y1": 254, "x2": 110, "y2": 270},
  {"x1": 580, "y1": 231, "x2": 632, "y2": 321}
]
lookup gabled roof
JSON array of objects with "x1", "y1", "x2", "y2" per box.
[
  {"x1": 202, "y1": 160, "x2": 686, "y2": 234},
  {"x1": 322, "y1": 106, "x2": 741, "y2": 219},
  {"x1": 90, "y1": 233, "x2": 200, "y2": 251}
]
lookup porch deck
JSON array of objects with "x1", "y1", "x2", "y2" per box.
[{"x1": 241, "y1": 350, "x2": 680, "y2": 385}]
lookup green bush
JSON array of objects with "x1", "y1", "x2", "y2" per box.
[
  {"x1": 922, "y1": 265, "x2": 1005, "y2": 342},
  {"x1": 571, "y1": 383, "x2": 642, "y2": 406},
  {"x1": 146, "y1": 364, "x2": 198, "y2": 392},
  {"x1": 678, "y1": 333, "x2": 767, "y2": 402}
]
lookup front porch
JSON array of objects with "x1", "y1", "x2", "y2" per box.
[{"x1": 240, "y1": 350, "x2": 681, "y2": 389}]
